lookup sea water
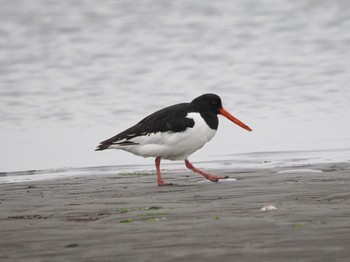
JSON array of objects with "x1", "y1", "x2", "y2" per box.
[{"x1": 1, "y1": 0, "x2": 350, "y2": 181}]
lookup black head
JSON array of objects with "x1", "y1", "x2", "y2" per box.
[
  {"x1": 191, "y1": 93, "x2": 223, "y2": 114},
  {"x1": 191, "y1": 93, "x2": 253, "y2": 132}
]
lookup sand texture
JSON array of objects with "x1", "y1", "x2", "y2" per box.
[{"x1": 1, "y1": 162, "x2": 350, "y2": 261}]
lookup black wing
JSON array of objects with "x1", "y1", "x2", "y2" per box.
[{"x1": 95, "y1": 103, "x2": 196, "y2": 150}]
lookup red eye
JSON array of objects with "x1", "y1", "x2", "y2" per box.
[{"x1": 212, "y1": 100, "x2": 218, "y2": 105}]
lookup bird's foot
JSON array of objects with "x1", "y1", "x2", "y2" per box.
[
  {"x1": 205, "y1": 174, "x2": 229, "y2": 182},
  {"x1": 158, "y1": 181, "x2": 174, "y2": 186},
  {"x1": 184, "y1": 159, "x2": 229, "y2": 183}
]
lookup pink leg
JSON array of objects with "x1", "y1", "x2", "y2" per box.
[
  {"x1": 155, "y1": 157, "x2": 173, "y2": 186},
  {"x1": 184, "y1": 159, "x2": 228, "y2": 182}
]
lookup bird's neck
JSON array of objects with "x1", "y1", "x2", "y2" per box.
[{"x1": 197, "y1": 110, "x2": 219, "y2": 130}]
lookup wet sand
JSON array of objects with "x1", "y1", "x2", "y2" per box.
[{"x1": 1, "y1": 162, "x2": 350, "y2": 261}]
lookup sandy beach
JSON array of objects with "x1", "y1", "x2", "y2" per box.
[
  {"x1": 1, "y1": 162, "x2": 350, "y2": 261},
  {"x1": 1, "y1": 1, "x2": 350, "y2": 261}
]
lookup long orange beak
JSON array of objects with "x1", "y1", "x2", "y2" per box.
[{"x1": 219, "y1": 108, "x2": 252, "y2": 132}]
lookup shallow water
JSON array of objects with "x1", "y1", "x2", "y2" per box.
[{"x1": 1, "y1": 0, "x2": 350, "y2": 178}]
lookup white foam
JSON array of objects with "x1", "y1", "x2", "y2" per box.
[
  {"x1": 197, "y1": 178, "x2": 237, "y2": 183},
  {"x1": 277, "y1": 169, "x2": 323, "y2": 174}
]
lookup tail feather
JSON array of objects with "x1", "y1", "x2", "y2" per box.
[
  {"x1": 95, "y1": 140, "x2": 139, "y2": 151},
  {"x1": 95, "y1": 143, "x2": 110, "y2": 151}
]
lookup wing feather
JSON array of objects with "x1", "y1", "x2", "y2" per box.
[{"x1": 95, "y1": 103, "x2": 195, "y2": 151}]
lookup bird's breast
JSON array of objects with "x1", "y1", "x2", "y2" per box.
[{"x1": 185, "y1": 112, "x2": 217, "y2": 143}]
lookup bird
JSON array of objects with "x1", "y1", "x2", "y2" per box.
[{"x1": 95, "y1": 93, "x2": 252, "y2": 186}]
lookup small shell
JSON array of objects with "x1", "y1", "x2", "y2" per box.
[{"x1": 260, "y1": 205, "x2": 277, "y2": 211}]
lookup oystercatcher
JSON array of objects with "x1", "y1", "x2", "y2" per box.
[{"x1": 95, "y1": 93, "x2": 252, "y2": 186}]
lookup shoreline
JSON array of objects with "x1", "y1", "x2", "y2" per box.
[
  {"x1": 2, "y1": 147, "x2": 350, "y2": 178},
  {"x1": 1, "y1": 162, "x2": 350, "y2": 261}
]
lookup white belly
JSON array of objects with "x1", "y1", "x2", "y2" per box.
[{"x1": 111, "y1": 112, "x2": 216, "y2": 160}]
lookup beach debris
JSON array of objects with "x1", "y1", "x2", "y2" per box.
[
  {"x1": 213, "y1": 216, "x2": 220, "y2": 220},
  {"x1": 145, "y1": 217, "x2": 166, "y2": 222},
  {"x1": 293, "y1": 223, "x2": 304, "y2": 229},
  {"x1": 119, "y1": 208, "x2": 130, "y2": 214},
  {"x1": 145, "y1": 217, "x2": 160, "y2": 222},
  {"x1": 260, "y1": 205, "x2": 277, "y2": 211},
  {"x1": 119, "y1": 206, "x2": 167, "y2": 223},
  {"x1": 120, "y1": 218, "x2": 132, "y2": 224},
  {"x1": 147, "y1": 206, "x2": 162, "y2": 210},
  {"x1": 293, "y1": 220, "x2": 328, "y2": 228}
]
